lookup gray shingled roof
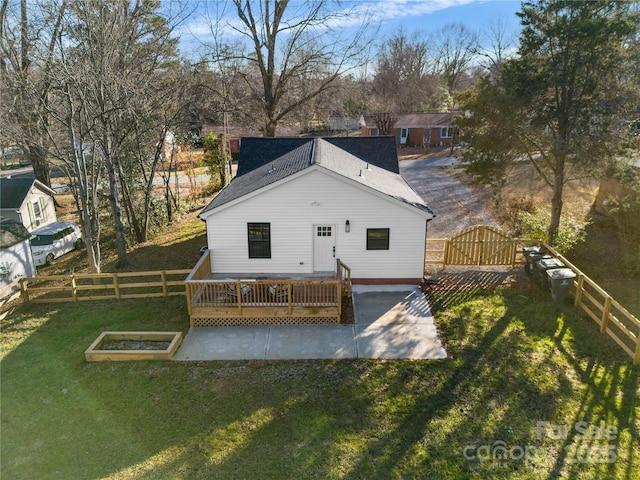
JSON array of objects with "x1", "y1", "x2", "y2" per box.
[
  {"x1": 0, "y1": 217, "x2": 32, "y2": 248},
  {"x1": 199, "y1": 138, "x2": 434, "y2": 217},
  {"x1": 0, "y1": 178, "x2": 55, "y2": 209},
  {"x1": 236, "y1": 137, "x2": 312, "y2": 176}
]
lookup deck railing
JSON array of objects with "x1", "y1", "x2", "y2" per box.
[{"x1": 185, "y1": 252, "x2": 351, "y2": 326}]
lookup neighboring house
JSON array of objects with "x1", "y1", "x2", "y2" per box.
[
  {"x1": 359, "y1": 112, "x2": 458, "y2": 148},
  {"x1": 0, "y1": 217, "x2": 36, "y2": 295},
  {"x1": 0, "y1": 177, "x2": 57, "y2": 231},
  {"x1": 200, "y1": 124, "x2": 301, "y2": 156},
  {"x1": 328, "y1": 114, "x2": 361, "y2": 132},
  {"x1": 199, "y1": 136, "x2": 435, "y2": 283}
]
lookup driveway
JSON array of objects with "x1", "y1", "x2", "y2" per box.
[{"x1": 399, "y1": 157, "x2": 498, "y2": 239}]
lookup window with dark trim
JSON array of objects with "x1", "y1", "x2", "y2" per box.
[
  {"x1": 366, "y1": 228, "x2": 390, "y2": 250},
  {"x1": 247, "y1": 223, "x2": 271, "y2": 258}
]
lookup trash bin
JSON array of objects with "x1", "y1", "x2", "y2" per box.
[
  {"x1": 534, "y1": 257, "x2": 566, "y2": 290},
  {"x1": 526, "y1": 253, "x2": 553, "y2": 281},
  {"x1": 522, "y1": 246, "x2": 546, "y2": 274},
  {"x1": 547, "y1": 268, "x2": 577, "y2": 303}
]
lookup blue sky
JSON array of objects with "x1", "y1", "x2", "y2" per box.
[
  {"x1": 176, "y1": 0, "x2": 524, "y2": 57},
  {"x1": 377, "y1": 0, "x2": 523, "y2": 36}
]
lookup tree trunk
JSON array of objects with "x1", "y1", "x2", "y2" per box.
[
  {"x1": 547, "y1": 158, "x2": 565, "y2": 245},
  {"x1": 27, "y1": 145, "x2": 51, "y2": 187},
  {"x1": 106, "y1": 157, "x2": 129, "y2": 267},
  {"x1": 263, "y1": 118, "x2": 277, "y2": 137},
  {"x1": 116, "y1": 161, "x2": 144, "y2": 243}
]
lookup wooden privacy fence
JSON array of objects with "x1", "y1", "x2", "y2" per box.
[
  {"x1": 426, "y1": 225, "x2": 532, "y2": 268},
  {"x1": 18, "y1": 270, "x2": 191, "y2": 303}
]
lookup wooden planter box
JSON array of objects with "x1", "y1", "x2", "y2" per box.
[{"x1": 84, "y1": 331, "x2": 183, "y2": 361}]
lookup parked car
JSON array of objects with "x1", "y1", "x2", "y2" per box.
[{"x1": 30, "y1": 221, "x2": 83, "y2": 266}]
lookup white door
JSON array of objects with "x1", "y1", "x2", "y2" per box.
[
  {"x1": 313, "y1": 225, "x2": 336, "y2": 272},
  {"x1": 399, "y1": 128, "x2": 408, "y2": 145}
]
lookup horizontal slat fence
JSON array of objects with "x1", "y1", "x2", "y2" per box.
[
  {"x1": 541, "y1": 243, "x2": 640, "y2": 365},
  {"x1": 20, "y1": 270, "x2": 191, "y2": 304}
]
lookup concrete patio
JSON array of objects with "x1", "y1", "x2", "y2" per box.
[{"x1": 172, "y1": 285, "x2": 447, "y2": 361}]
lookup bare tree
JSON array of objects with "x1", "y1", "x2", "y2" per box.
[
  {"x1": 214, "y1": 0, "x2": 375, "y2": 137},
  {"x1": 369, "y1": 112, "x2": 397, "y2": 136},
  {"x1": 475, "y1": 16, "x2": 517, "y2": 77},
  {"x1": 373, "y1": 28, "x2": 436, "y2": 112},
  {"x1": 433, "y1": 22, "x2": 479, "y2": 92},
  {"x1": 0, "y1": 0, "x2": 67, "y2": 187}
]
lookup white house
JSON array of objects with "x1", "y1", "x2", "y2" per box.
[
  {"x1": 198, "y1": 137, "x2": 435, "y2": 283},
  {"x1": 0, "y1": 177, "x2": 57, "y2": 231},
  {"x1": 0, "y1": 217, "x2": 36, "y2": 296}
]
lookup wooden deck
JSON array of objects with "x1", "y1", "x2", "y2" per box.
[{"x1": 185, "y1": 251, "x2": 352, "y2": 326}]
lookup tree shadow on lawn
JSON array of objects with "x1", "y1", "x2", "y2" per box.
[
  {"x1": 1, "y1": 288, "x2": 637, "y2": 479},
  {"x1": 337, "y1": 285, "x2": 639, "y2": 479}
]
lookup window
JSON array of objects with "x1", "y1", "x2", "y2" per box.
[
  {"x1": 31, "y1": 199, "x2": 46, "y2": 227},
  {"x1": 317, "y1": 226, "x2": 332, "y2": 237},
  {"x1": 367, "y1": 228, "x2": 390, "y2": 250},
  {"x1": 247, "y1": 223, "x2": 271, "y2": 258},
  {"x1": 440, "y1": 127, "x2": 455, "y2": 138}
]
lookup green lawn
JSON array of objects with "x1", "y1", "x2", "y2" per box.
[{"x1": 1, "y1": 284, "x2": 638, "y2": 479}]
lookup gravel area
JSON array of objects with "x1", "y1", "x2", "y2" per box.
[{"x1": 399, "y1": 157, "x2": 498, "y2": 239}]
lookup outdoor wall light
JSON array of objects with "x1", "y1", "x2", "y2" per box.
[{"x1": 345, "y1": 220, "x2": 350, "y2": 233}]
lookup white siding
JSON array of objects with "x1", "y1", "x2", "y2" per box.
[
  {"x1": 20, "y1": 191, "x2": 56, "y2": 231},
  {"x1": 204, "y1": 169, "x2": 429, "y2": 280},
  {"x1": 0, "y1": 240, "x2": 36, "y2": 295}
]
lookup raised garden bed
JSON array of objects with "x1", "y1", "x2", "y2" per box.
[{"x1": 84, "y1": 331, "x2": 183, "y2": 361}]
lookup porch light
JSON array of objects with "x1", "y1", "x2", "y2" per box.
[{"x1": 345, "y1": 220, "x2": 350, "y2": 233}]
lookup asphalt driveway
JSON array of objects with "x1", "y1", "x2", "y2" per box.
[{"x1": 399, "y1": 157, "x2": 498, "y2": 239}]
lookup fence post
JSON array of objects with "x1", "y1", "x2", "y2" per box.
[
  {"x1": 600, "y1": 296, "x2": 612, "y2": 333},
  {"x1": 161, "y1": 271, "x2": 168, "y2": 296},
  {"x1": 337, "y1": 282, "x2": 342, "y2": 319},
  {"x1": 20, "y1": 278, "x2": 29, "y2": 305},
  {"x1": 236, "y1": 281, "x2": 242, "y2": 313},
  {"x1": 71, "y1": 274, "x2": 77, "y2": 302},
  {"x1": 442, "y1": 239, "x2": 449, "y2": 269},
  {"x1": 113, "y1": 274, "x2": 120, "y2": 299},
  {"x1": 574, "y1": 274, "x2": 584, "y2": 307},
  {"x1": 634, "y1": 340, "x2": 640, "y2": 366},
  {"x1": 185, "y1": 282, "x2": 192, "y2": 316},
  {"x1": 287, "y1": 282, "x2": 293, "y2": 315}
]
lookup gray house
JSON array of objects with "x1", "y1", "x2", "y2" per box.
[{"x1": 0, "y1": 177, "x2": 57, "y2": 231}]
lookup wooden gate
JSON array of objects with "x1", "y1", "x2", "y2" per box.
[{"x1": 444, "y1": 225, "x2": 516, "y2": 266}]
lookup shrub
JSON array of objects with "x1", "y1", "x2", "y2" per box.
[{"x1": 499, "y1": 197, "x2": 590, "y2": 253}]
